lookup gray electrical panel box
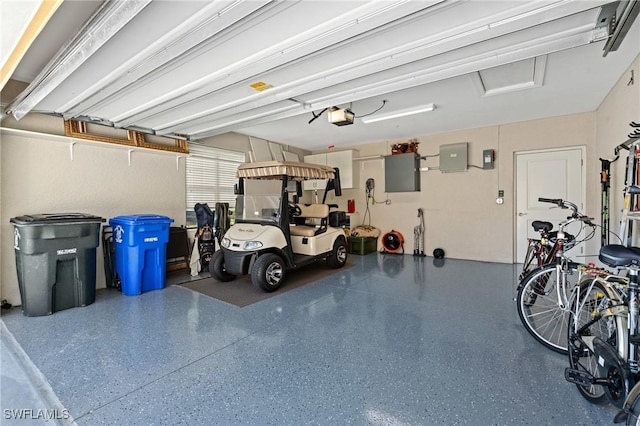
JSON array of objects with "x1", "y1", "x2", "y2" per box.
[
  {"x1": 384, "y1": 153, "x2": 420, "y2": 192},
  {"x1": 439, "y1": 142, "x2": 468, "y2": 172},
  {"x1": 483, "y1": 149, "x2": 495, "y2": 169}
]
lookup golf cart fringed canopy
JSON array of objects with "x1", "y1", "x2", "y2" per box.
[{"x1": 237, "y1": 161, "x2": 335, "y2": 181}]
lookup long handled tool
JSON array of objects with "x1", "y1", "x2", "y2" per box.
[{"x1": 414, "y1": 208, "x2": 425, "y2": 256}]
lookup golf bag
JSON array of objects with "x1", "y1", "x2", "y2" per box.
[{"x1": 194, "y1": 203, "x2": 215, "y2": 270}]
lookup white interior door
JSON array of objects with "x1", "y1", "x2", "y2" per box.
[{"x1": 516, "y1": 147, "x2": 585, "y2": 263}]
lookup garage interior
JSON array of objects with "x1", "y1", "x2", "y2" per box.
[{"x1": 1, "y1": 1, "x2": 640, "y2": 424}]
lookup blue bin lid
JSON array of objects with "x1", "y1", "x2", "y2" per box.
[
  {"x1": 109, "y1": 214, "x2": 174, "y2": 225},
  {"x1": 10, "y1": 213, "x2": 104, "y2": 225}
]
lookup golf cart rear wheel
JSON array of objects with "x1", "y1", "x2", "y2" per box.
[
  {"x1": 252, "y1": 253, "x2": 285, "y2": 292},
  {"x1": 326, "y1": 238, "x2": 348, "y2": 268},
  {"x1": 209, "y1": 250, "x2": 236, "y2": 282}
]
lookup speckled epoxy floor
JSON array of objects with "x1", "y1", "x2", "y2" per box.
[{"x1": 1, "y1": 253, "x2": 619, "y2": 425}]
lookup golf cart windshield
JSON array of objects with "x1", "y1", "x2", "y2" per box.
[
  {"x1": 234, "y1": 194, "x2": 281, "y2": 223},
  {"x1": 234, "y1": 161, "x2": 339, "y2": 225}
]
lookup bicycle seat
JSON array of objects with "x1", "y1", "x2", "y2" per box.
[
  {"x1": 532, "y1": 220, "x2": 553, "y2": 233},
  {"x1": 599, "y1": 244, "x2": 640, "y2": 267}
]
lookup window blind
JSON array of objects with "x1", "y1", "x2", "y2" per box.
[{"x1": 185, "y1": 145, "x2": 245, "y2": 225}]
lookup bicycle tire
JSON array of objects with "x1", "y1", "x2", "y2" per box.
[
  {"x1": 516, "y1": 262, "x2": 579, "y2": 354},
  {"x1": 567, "y1": 277, "x2": 625, "y2": 404},
  {"x1": 626, "y1": 393, "x2": 640, "y2": 426},
  {"x1": 623, "y1": 382, "x2": 640, "y2": 425}
]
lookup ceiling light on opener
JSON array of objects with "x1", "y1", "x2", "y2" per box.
[{"x1": 360, "y1": 103, "x2": 435, "y2": 123}]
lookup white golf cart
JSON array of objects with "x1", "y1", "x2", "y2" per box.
[{"x1": 209, "y1": 160, "x2": 348, "y2": 292}]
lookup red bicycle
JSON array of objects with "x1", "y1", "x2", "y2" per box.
[{"x1": 518, "y1": 220, "x2": 576, "y2": 283}]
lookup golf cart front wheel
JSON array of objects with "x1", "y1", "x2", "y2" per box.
[
  {"x1": 209, "y1": 250, "x2": 236, "y2": 282},
  {"x1": 326, "y1": 238, "x2": 348, "y2": 268},
  {"x1": 252, "y1": 253, "x2": 285, "y2": 292}
]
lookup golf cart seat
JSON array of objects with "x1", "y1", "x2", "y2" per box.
[{"x1": 290, "y1": 203, "x2": 329, "y2": 237}]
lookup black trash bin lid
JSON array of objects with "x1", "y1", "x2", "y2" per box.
[{"x1": 10, "y1": 213, "x2": 105, "y2": 225}]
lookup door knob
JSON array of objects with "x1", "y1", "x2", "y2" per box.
[{"x1": 518, "y1": 212, "x2": 527, "y2": 216}]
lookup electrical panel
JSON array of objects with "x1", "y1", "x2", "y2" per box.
[
  {"x1": 384, "y1": 153, "x2": 420, "y2": 192},
  {"x1": 439, "y1": 142, "x2": 468, "y2": 172},
  {"x1": 483, "y1": 149, "x2": 495, "y2": 169}
]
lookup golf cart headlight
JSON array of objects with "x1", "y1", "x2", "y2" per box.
[
  {"x1": 221, "y1": 238, "x2": 231, "y2": 248},
  {"x1": 243, "y1": 241, "x2": 263, "y2": 250}
]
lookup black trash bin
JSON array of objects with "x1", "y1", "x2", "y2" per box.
[{"x1": 10, "y1": 213, "x2": 104, "y2": 316}]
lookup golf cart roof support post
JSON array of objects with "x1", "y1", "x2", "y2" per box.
[
  {"x1": 280, "y1": 175, "x2": 289, "y2": 229},
  {"x1": 280, "y1": 175, "x2": 295, "y2": 268},
  {"x1": 236, "y1": 177, "x2": 245, "y2": 195}
]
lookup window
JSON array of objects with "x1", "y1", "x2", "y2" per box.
[{"x1": 185, "y1": 144, "x2": 245, "y2": 228}]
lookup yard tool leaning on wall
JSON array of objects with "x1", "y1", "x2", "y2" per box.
[{"x1": 414, "y1": 208, "x2": 425, "y2": 256}]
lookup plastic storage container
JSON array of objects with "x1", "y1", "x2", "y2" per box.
[
  {"x1": 109, "y1": 215, "x2": 174, "y2": 296},
  {"x1": 349, "y1": 236, "x2": 378, "y2": 255},
  {"x1": 10, "y1": 213, "x2": 104, "y2": 316}
]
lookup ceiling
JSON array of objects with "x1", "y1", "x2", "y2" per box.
[{"x1": 1, "y1": 0, "x2": 639, "y2": 151}]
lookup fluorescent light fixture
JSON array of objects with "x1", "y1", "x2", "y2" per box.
[{"x1": 361, "y1": 103, "x2": 435, "y2": 123}]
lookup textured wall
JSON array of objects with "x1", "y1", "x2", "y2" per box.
[
  {"x1": 327, "y1": 113, "x2": 595, "y2": 264},
  {"x1": 1, "y1": 129, "x2": 187, "y2": 306}
]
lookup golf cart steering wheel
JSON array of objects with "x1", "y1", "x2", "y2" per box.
[{"x1": 288, "y1": 202, "x2": 302, "y2": 217}]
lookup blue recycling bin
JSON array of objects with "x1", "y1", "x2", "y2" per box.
[{"x1": 109, "y1": 215, "x2": 174, "y2": 296}]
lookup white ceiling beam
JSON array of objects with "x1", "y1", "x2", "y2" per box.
[
  {"x1": 5, "y1": 0, "x2": 152, "y2": 120},
  {"x1": 4, "y1": 0, "x2": 615, "y2": 141},
  {"x1": 183, "y1": 22, "x2": 602, "y2": 140},
  {"x1": 156, "y1": 5, "x2": 603, "y2": 136},
  {"x1": 102, "y1": 1, "x2": 443, "y2": 126},
  {"x1": 136, "y1": 0, "x2": 605, "y2": 132},
  {"x1": 305, "y1": 28, "x2": 600, "y2": 109},
  {"x1": 58, "y1": 0, "x2": 271, "y2": 117},
  {"x1": 147, "y1": 1, "x2": 608, "y2": 135}
]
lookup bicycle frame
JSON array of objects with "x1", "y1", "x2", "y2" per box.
[
  {"x1": 540, "y1": 198, "x2": 595, "y2": 310},
  {"x1": 550, "y1": 216, "x2": 584, "y2": 311},
  {"x1": 520, "y1": 236, "x2": 558, "y2": 278},
  {"x1": 566, "y1": 260, "x2": 640, "y2": 408}
]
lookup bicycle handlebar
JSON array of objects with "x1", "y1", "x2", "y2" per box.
[
  {"x1": 538, "y1": 197, "x2": 562, "y2": 205},
  {"x1": 538, "y1": 197, "x2": 595, "y2": 226},
  {"x1": 573, "y1": 216, "x2": 596, "y2": 227},
  {"x1": 538, "y1": 197, "x2": 579, "y2": 214}
]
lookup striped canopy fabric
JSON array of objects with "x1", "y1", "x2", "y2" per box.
[{"x1": 237, "y1": 161, "x2": 335, "y2": 181}]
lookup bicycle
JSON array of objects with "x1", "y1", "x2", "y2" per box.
[
  {"x1": 516, "y1": 197, "x2": 596, "y2": 354},
  {"x1": 616, "y1": 378, "x2": 640, "y2": 424},
  {"x1": 519, "y1": 220, "x2": 576, "y2": 282},
  {"x1": 565, "y1": 244, "x2": 640, "y2": 411}
]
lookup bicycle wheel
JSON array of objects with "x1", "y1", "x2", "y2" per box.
[
  {"x1": 567, "y1": 277, "x2": 623, "y2": 404},
  {"x1": 622, "y1": 382, "x2": 640, "y2": 425},
  {"x1": 516, "y1": 263, "x2": 578, "y2": 354},
  {"x1": 626, "y1": 392, "x2": 640, "y2": 426}
]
